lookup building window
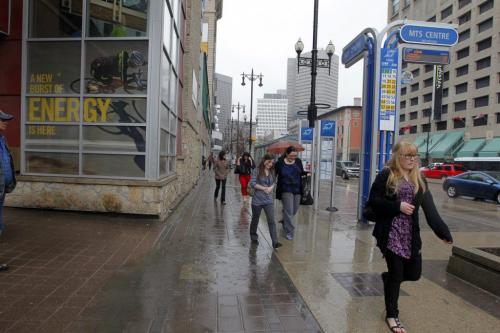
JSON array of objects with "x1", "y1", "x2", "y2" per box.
[
  {"x1": 456, "y1": 47, "x2": 469, "y2": 60},
  {"x1": 401, "y1": 87, "x2": 407, "y2": 95},
  {"x1": 475, "y1": 76, "x2": 490, "y2": 89},
  {"x1": 459, "y1": 0, "x2": 472, "y2": 9},
  {"x1": 497, "y1": 113, "x2": 500, "y2": 123},
  {"x1": 442, "y1": 104, "x2": 448, "y2": 114},
  {"x1": 422, "y1": 123, "x2": 431, "y2": 133},
  {"x1": 436, "y1": 121, "x2": 447, "y2": 131},
  {"x1": 476, "y1": 56, "x2": 491, "y2": 70},
  {"x1": 478, "y1": 18, "x2": 493, "y2": 33},
  {"x1": 458, "y1": 29, "x2": 470, "y2": 42},
  {"x1": 455, "y1": 100, "x2": 467, "y2": 111},
  {"x1": 410, "y1": 126, "x2": 417, "y2": 134},
  {"x1": 458, "y1": 11, "x2": 471, "y2": 25},
  {"x1": 424, "y1": 78, "x2": 433, "y2": 87},
  {"x1": 404, "y1": 0, "x2": 411, "y2": 7},
  {"x1": 473, "y1": 114, "x2": 488, "y2": 126},
  {"x1": 411, "y1": 97, "x2": 418, "y2": 106},
  {"x1": 441, "y1": 5, "x2": 453, "y2": 19},
  {"x1": 424, "y1": 93, "x2": 432, "y2": 102},
  {"x1": 422, "y1": 108, "x2": 432, "y2": 118},
  {"x1": 400, "y1": 113, "x2": 406, "y2": 122},
  {"x1": 402, "y1": 62, "x2": 408, "y2": 69},
  {"x1": 411, "y1": 68, "x2": 420, "y2": 78},
  {"x1": 400, "y1": 100, "x2": 406, "y2": 109},
  {"x1": 453, "y1": 118, "x2": 466, "y2": 129},
  {"x1": 410, "y1": 111, "x2": 418, "y2": 120},
  {"x1": 477, "y1": 37, "x2": 492, "y2": 52},
  {"x1": 479, "y1": 0, "x2": 494, "y2": 14},
  {"x1": 474, "y1": 95, "x2": 489, "y2": 108},
  {"x1": 411, "y1": 83, "x2": 419, "y2": 92},
  {"x1": 455, "y1": 82, "x2": 468, "y2": 94},
  {"x1": 392, "y1": 0, "x2": 400, "y2": 15},
  {"x1": 399, "y1": 128, "x2": 405, "y2": 135},
  {"x1": 443, "y1": 71, "x2": 449, "y2": 81},
  {"x1": 427, "y1": 16, "x2": 436, "y2": 22},
  {"x1": 87, "y1": 1, "x2": 148, "y2": 37},
  {"x1": 425, "y1": 65, "x2": 433, "y2": 73},
  {"x1": 28, "y1": 0, "x2": 83, "y2": 37},
  {"x1": 498, "y1": 93, "x2": 500, "y2": 104},
  {"x1": 443, "y1": 88, "x2": 449, "y2": 97},
  {"x1": 455, "y1": 65, "x2": 468, "y2": 77}
]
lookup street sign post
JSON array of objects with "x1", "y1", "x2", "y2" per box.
[
  {"x1": 342, "y1": 34, "x2": 368, "y2": 68},
  {"x1": 400, "y1": 24, "x2": 458, "y2": 46}
]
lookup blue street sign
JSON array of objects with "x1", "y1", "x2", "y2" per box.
[
  {"x1": 301, "y1": 127, "x2": 313, "y2": 141},
  {"x1": 320, "y1": 120, "x2": 336, "y2": 138},
  {"x1": 400, "y1": 24, "x2": 458, "y2": 46},
  {"x1": 342, "y1": 34, "x2": 367, "y2": 67}
]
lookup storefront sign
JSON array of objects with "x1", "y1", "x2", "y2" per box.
[
  {"x1": 433, "y1": 65, "x2": 443, "y2": 121},
  {"x1": 28, "y1": 97, "x2": 111, "y2": 124}
]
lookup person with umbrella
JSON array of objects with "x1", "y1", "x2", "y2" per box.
[{"x1": 275, "y1": 146, "x2": 307, "y2": 240}]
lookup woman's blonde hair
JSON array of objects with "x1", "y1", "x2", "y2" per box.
[{"x1": 386, "y1": 140, "x2": 425, "y2": 194}]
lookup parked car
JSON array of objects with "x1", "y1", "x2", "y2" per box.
[
  {"x1": 419, "y1": 162, "x2": 443, "y2": 171},
  {"x1": 336, "y1": 161, "x2": 360, "y2": 180},
  {"x1": 421, "y1": 163, "x2": 466, "y2": 179},
  {"x1": 443, "y1": 171, "x2": 500, "y2": 204}
]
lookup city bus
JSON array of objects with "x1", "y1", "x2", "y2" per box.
[{"x1": 453, "y1": 157, "x2": 500, "y2": 172}]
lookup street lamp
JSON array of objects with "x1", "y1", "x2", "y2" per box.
[
  {"x1": 232, "y1": 102, "x2": 245, "y2": 156},
  {"x1": 241, "y1": 69, "x2": 263, "y2": 153},
  {"x1": 295, "y1": 0, "x2": 335, "y2": 128}
]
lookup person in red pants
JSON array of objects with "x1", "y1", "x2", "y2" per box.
[{"x1": 236, "y1": 152, "x2": 255, "y2": 203}]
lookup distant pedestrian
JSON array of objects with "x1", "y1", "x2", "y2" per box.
[
  {"x1": 236, "y1": 152, "x2": 255, "y2": 203},
  {"x1": 213, "y1": 151, "x2": 230, "y2": 205},
  {"x1": 275, "y1": 146, "x2": 307, "y2": 240},
  {"x1": 208, "y1": 153, "x2": 214, "y2": 171},
  {"x1": 0, "y1": 110, "x2": 16, "y2": 238},
  {"x1": 202, "y1": 155, "x2": 207, "y2": 170},
  {"x1": 368, "y1": 140, "x2": 453, "y2": 333},
  {"x1": 249, "y1": 154, "x2": 282, "y2": 249}
]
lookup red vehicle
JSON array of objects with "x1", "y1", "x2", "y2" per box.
[{"x1": 421, "y1": 163, "x2": 466, "y2": 179}]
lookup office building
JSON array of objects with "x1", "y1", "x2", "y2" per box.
[
  {"x1": 214, "y1": 73, "x2": 233, "y2": 141},
  {"x1": 256, "y1": 90, "x2": 288, "y2": 140}
]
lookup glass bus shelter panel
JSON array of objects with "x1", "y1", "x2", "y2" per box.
[
  {"x1": 27, "y1": 42, "x2": 81, "y2": 95},
  {"x1": 29, "y1": 0, "x2": 83, "y2": 38},
  {"x1": 87, "y1": 0, "x2": 148, "y2": 37}
]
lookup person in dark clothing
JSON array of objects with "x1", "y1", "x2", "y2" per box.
[
  {"x1": 236, "y1": 152, "x2": 255, "y2": 203},
  {"x1": 208, "y1": 153, "x2": 214, "y2": 171},
  {"x1": 213, "y1": 151, "x2": 230, "y2": 205},
  {"x1": 249, "y1": 154, "x2": 282, "y2": 249},
  {"x1": 275, "y1": 146, "x2": 307, "y2": 240},
  {"x1": 367, "y1": 140, "x2": 453, "y2": 333}
]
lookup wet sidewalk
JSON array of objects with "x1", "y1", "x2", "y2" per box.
[{"x1": 0, "y1": 174, "x2": 321, "y2": 332}]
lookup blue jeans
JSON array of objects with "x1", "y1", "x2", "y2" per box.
[{"x1": 282, "y1": 192, "x2": 301, "y2": 235}]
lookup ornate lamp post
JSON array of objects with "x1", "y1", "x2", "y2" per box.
[
  {"x1": 232, "y1": 102, "x2": 245, "y2": 156},
  {"x1": 241, "y1": 69, "x2": 263, "y2": 152},
  {"x1": 294, "y1": 0, "x2": 335, "y2": 128}
]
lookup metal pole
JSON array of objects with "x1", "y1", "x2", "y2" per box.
[
  {"x1": 249, "y1": 68, "x2": 254, "y2": 153},
  {"x1": 308, "y1": 0, "x2": 319, "y2": 128},
  {"x1": 313, "y1": 120, "x2": 321, "y2": 211},
  {"x1": 327, "y1": 136, "x2": 338, "y2": 212},
  {"x1": 230, "y1": 119, "x2": 233, "y2": 154},
  {"x1": 237, "y1": 102, "x2": 240, "y2": 156},
  {"x1": 425, "y1": 110, "x2": 431, "y2": 165}
]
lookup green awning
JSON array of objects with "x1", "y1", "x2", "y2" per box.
[
  {"x1": 418, "y1": 133, "x2": 446, "y2": 157},
  {"x1": 455, "y1": 138, "x2": 486, "y2": 157},
  {"x1": 429, "y1": 131, "x2": 464, "y2": 158},
  {"x1": 412, "y1": 135, "x2": 427, "y2": 148},
  {"x1": 477, "y1": 137, "x2": 500, "y2": 157}
]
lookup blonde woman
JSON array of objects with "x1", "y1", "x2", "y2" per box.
[{"x1": 368, "y1": 140, "x2": 453, "y2": 333}]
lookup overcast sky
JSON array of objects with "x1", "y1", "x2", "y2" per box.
[{"x1": 215, "y1": 0, "x2": 388, "y2": 120}]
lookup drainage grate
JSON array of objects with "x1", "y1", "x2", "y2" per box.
[{"x1": 331, "y1": 273, "x2": 409, "y2": 297}]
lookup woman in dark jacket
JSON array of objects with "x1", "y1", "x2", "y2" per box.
[
  {"x1": 236, "y1": 152, "x2": 255, "y2": 203},
  {"x1": 275, "y1": 146, "x2": 306, "y2": 240},
  {"x1": 368, "y1": 140, "x2": 453, "y2": 333}
]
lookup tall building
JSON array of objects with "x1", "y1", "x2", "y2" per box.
[
  {"x1": 256, "y1": 90, "x2": 288, "y2": 139},
  {"x1": 389, "y1": 0, "x2": 500, "y2": 159},
  {"x1": 286, "y1": 50, "x2": 339, "y2": 128},
  {"x1": 214, "y1": 73, "x2": 233, "y2": 140}
]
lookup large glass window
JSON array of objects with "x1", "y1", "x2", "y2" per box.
[
  {"x1": 29, "y1": 0, "x2": 82, "y2": 38},
  {"x1": 87, "y1": 0, "x2": 148, "y2": 37}
]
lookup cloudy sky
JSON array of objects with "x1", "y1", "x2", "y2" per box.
[{"x1": 215, "y1": 0, "x2": 388, "y2": 120}]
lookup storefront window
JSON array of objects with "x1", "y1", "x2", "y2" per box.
[
  {"x1": 87, "y1": 0, "x2": 148, "y2": 37},
  {"x1": 83, "y1": 154, "x2": 145, "y2": 177},
  {"x1": 26, "y1": 152, "x2": 79, "y2": 175},
  {"x1": 82, "y1": 97, "x2": 147, "y2": 123},
  {"x1": 163, "y1": 4, "x2": 172, "y2": 57},
  {"x1": 161, "y1": 53, "x2": 171, "y2": 105},
  {"x1": 82, "y1": 126, "x2": 146, "y2": 152},
  {"x1": 25, "y1": 125, "x2": 79, "y2": 151},
  {"x1": 85, "y1": 41, "x2": 148, "y2": 95},
  {"x1": 29, "y1": 0, "x2": 82, "y2": 38},
  {"x1": 27, "y1": 42, "x2": 81, "y2": 95}
]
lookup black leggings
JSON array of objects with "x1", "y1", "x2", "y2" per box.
[
  {"x1": 214, "y1": 179, "x2": 226, "y2": 202},
  {"x1": 383, "y1": 250, "x2": 422, "y2": 318}
]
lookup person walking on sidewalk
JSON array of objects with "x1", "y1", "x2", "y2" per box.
[
  {"x1": 368, "y1": 140, "x2": 453, "y2": 333},
  {"x1": 208, "y1": 152, "x2": 214, "y2": 171},
  {"x1": 249, "y1": 154, "x2": 282, "y2": 249},
  {"x1": 0, "y1": 110, "x2": 16, "y2": 238},
  {"x1": 275, "y1": 146, "x2": 306, "y2": 241},
  {"x1": 236, "y1": 152, "x2": 255, "y2": 203},
  {"x1": 213, "y1": 151, "x2": 230, "y2": 205}
]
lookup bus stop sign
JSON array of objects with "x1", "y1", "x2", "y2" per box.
[{"x1": 400, "y1": 24, "x2": 458, "y2": 46}]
